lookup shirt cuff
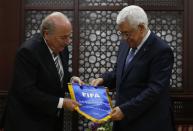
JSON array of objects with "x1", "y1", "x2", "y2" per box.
[{"x1": 57, "y1": 98, "x2": 64, "y2": 109}]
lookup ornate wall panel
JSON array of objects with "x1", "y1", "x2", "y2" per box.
[
  {"x1": 79, "y1": 0, "x2": 128, "y2": 7},
  {"x1": 173, "y1": 96, "x2": 193, "y2": 122},
  {"x1": 0, "y1": 0, "x2": 188, "y2": 131},
  {"x1": 148, "y1": 11, "x2": 183, "y2": 89},
  {"x1": 78, "y1": 11, "x2": 119, "y2": 130},
  {"x1": 78, "y1": 11, "x2": 183, "y2": 89},
  {"x1": 79, "y1": 11, "x2": 120, "y2": 83},
  {"x1": 135, "y1": 0, "x2": 183, "y2": 7},
  {"x1": 25, "y1": 0, "x2": 73, "y2": 7}
]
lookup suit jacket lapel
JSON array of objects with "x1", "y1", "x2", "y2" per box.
[
  {"x1": 37, "y1": 34, "x2": 61, "y2": 85},
  {"x1": 116, "y1": 41, "x2": 129, "y2": 84},
  {"x1": 122, "y1": 32, "x2": 154, "y2": 79}
]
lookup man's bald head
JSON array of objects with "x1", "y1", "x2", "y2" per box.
[
  {"x1": 40, "y1": 12, "x2": 71, "y2": 36},
  {"x1": 40, "y1": 12, "x2": 72, "y2": 54}
]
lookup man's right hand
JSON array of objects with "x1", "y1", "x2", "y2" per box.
[
  {"x1": 70, "y1": 76, "x2": 84, "y2": 85},
  {"x1": 63, "y1": 98, "x2": 80, "y2": 111},
  {"x1": 90, "y1": 78, "x2": 104, "y2": 86}
]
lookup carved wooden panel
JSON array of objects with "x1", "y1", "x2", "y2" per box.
[{"x1": 1, "y1": 0, "x2": 192, "y2": 131}]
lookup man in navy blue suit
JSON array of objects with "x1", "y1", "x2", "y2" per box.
[
  {"x1": 91, "y1": 5, "x2": 175, "y2": 131},
  {"x1": 0, "y1": 12, "x2": 83, "y2": 131}
]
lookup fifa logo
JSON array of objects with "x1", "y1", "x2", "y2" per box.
[{"x1": 82, "y1": 92, "x2": 100, "y2": 98}]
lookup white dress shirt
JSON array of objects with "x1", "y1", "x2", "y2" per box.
[{"x1": 43, "y1": 38, "x2": 64, "y2": 109}]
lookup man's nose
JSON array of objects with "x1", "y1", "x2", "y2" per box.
[{"x1": 64, "y1": 37, "x2": 71, "y2": 44}]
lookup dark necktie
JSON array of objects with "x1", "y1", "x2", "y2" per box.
[
  {"x1": 53, "y1": 54, "x2": 64, "y2": 85},
  {"x1": 124, "y1": 48, "x2": 136, "y2": 71}
]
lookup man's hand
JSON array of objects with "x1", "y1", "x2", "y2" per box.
[
  {"x1": 70, "y1": 76, "x2": 84, "y2": 85},
  {"x1": 90, "y1": 78, "x2": 104, "y2": 86},
  {"x1": 110, "y1": 106, "x2": 124, "y2": 121},
  {"x1": 63, "y1": 98, "x2": 80, "y2": 111}
]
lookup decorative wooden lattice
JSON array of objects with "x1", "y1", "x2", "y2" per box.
[
  {"x1": 135, "y1": 0, "x2": 183, "y2": 7},
  {"x1": 79, "y1": 0, "x2": 128, "y2": 6},
  {"x1": 19, "y1": 0, "x2": 188, "y2": 130},
  {"x1": 25, "y1": 0, "x2": 73, "y2": 7}
]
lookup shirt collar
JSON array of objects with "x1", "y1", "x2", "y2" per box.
[
  {"x1": 43, "y1": 37, "x2": 55, "y2": 58},
  {"x1": 137, "y1": 30, "x2": 151, "y2": 50},
  {"x1": 133, "y1": 30, "x2": 151, "y2": 54}
]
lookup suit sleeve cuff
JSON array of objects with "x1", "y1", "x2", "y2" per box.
[{"x1": 57, "y1": 98, "x2": 64, "y2": 109}]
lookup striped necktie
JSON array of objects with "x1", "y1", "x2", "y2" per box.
[
  {"x1": 53, "y1": 54, "x2": 64, "y2": 86},
  {"x1": 124, "y1": 48, "x2": 136, "y2": 71}
]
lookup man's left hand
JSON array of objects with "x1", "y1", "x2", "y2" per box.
[
  {"x1": 110, "y1": 106, "x2": 124, "y2": 121},
  {"x1": 63, "y1": 98, "x2": 80, "y2": 111}
]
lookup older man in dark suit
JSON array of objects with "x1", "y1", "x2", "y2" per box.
[
  {"x1": 1, "y1": 12, "x2": 82, "y2": 131},
  {"x1": 91, "y1": 5, "x2": 175, "y2": 131}
]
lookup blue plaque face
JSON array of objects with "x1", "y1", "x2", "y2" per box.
[{"x1": 68, "y1": 83, "x2": 112, "y2": 123}]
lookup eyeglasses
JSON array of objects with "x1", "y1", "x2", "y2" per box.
[
  {"x1": 118, "y1": 28, "x2": 138, "y2": 39},
  {"x1": 55, "y1": 34, "x2": 72, "y2": 41}
]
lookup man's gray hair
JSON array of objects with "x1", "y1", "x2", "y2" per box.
[
  {"x1": 40, "y1": 12, "x2": 69, "y2": 35},
  {"x1": 40, "y1": 16, "x2": 55, "y2": 35},
  {"x1": 116, "y1": 5, "x2": 148, "y2": 29}
]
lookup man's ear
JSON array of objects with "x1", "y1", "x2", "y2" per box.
[
  {"x1": 43, "y1": 30, "x2": 49, "y2": 39},
  {"x1": 138, "y1": 24, "x2": 145, "y2": 32}
]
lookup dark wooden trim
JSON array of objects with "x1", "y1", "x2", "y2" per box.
[
  {"x1": 79, "y1": 6, "x2": 126, "y2": 11},
  {"x1": 182, "y1": 0, "x2": 189, "y2": 94},
  {"x1": 175, "y1": 119, "x2": 193, "y2": 124},
  {"x1": 72, "y1": 0, "x2": 79, "y2": 76},
  {"x1": 78, "y1": 5, "x2": 183, "y2": 11},
  {"x1": 71, "y1": 1, "x2": 79, "y2": 129},
  {"x1": 25, "y1": 5, "x2": 74, "y2": 11},
  {"x1": 171, "y1": 94, "x2": 193, "y2": 124},
  {"x1": 142, "y1": 6, "x2": 183, "y2": 11},
  {"x1": 25, "y1": 4, "x2": 184, "y2": 12},
  {"x1": 130, "y1": 0, "x2": 135, "y2": 5},
  {"x1": 171, "y1": 94, "x2": 193, "y2": 100},
  {"x1": 187, "y1": 0, "x2": 193, "y2": 92},
  {"x1": 21, "y1": 0, "x2": 25, "y2": 43},
  {"x1": 0, "y1": 0, "x2": 21, "y2": 91},
  {"x1": 183, "y1": 0, "x2": 189, "y2": 93},
  {"x1": 0, "y1": 91, "x2": 8, "y2": 96},
  {"x1": 170, "y1": 91, "x2": 193, "y2": 96}
]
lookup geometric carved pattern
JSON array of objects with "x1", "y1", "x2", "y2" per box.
[
  {"x1": 135, "y1": 0, "x2": 183, "y2": 7},
  {"x1": 148, "y1": 11, "x2": 183, "y2": 89},
  {"x1": 78, "y1": 11, "x2": 184, "y2": 88},
  {"x1": 79, "y1": 11, "x2": 119, "y2": 130},
  {"x1": 25, "y1": 0, "x2": 73, "y2": 7},
  {"x1": 25, "y1": 10, "x2": 73, "y2": 73},
  {"x1": 173, "y1": 98, "x2": 193, "y2": 122},
  {"x1": 23, "y1": 1, "x2": 185, "y2": 130},
  {"x1": 80, "y1": 0, "x2": 128, "y2": 6},
  {"x1": 79, "y1": 11, "x2": 120, "y2": 83}
]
